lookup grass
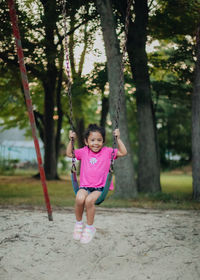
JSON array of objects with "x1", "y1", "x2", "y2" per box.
[
  {"x1": 161, "y1": 173, "x2": 192, "y2": 196},
  {"x1": 0, "y1": 174, "x2": 75, "y2": 207},
  {"x1": 0, "y1": 171, "x2": 199, "y2": 210}
]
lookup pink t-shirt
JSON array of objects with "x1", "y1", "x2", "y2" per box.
[{"x1": 75, "y1": 146, "x2": 117, "y2": 190}]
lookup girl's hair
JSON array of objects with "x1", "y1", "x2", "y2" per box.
[{"x1": 84, "y1": 124, "x2": 106, "y2": 142}]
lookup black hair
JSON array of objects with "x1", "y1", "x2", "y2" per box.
[{"x1": 84, "y1": 124, "x2": 106, "y2": 143}]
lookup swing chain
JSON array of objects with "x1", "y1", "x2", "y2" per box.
[
  {"x1": 62, "y1": 0, "x2": 76, "y2": 170},
  {"x1": 62, "y1": 0, "x2": 75, "y2": 131},
  {"x1": 114, "y1": 0, "x2": 131, "y2": 131},
  {"x1": 111, "y1": 0, "x2": 132, "y2": 167},
  {"x1": 71, "y1": 137, "x2": 76, "y2": 172}
]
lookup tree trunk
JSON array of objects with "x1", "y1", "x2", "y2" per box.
[
  {"x1": 43, "y1": 1, "x2": 58, "y2": 179},
  {"x1": 75, "y1": 117, "x2": 85, "y2": 148},
  {"x1": 56, "y1": 62, "x2": 64, "y2": 177},
  {"x1": 100, "y1": 96, "x2": 109, "y2": 128},
  {"x1": 192, "y1": 24, "x2": 200, "y2": 201},
  {"x1": 96, "y1": 0, "x2": 137, "y2": 198},
  {"x1": 127, "y1": 0, "x2": 161, "y2": 192},
  {"x1": 43, "y1": 84, "x2": 57, "y2": 179}
]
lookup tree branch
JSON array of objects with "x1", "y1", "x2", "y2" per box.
[{"x1": 0, "y1": 52, "x2": 45, "y2": 82}]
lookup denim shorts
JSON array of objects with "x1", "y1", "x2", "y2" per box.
[{"x1": 79, "y1": 187, "x2": 104, "y2": 194}]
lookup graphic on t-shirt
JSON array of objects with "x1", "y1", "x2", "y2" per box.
[{"x1": 90, "y1": 157, "x2": 97, "y2": 165}]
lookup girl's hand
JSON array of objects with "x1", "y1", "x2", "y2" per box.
[
  {"x1": 113, "y1": 128, "x2": 127, "y2": 157},
  {"x1": 113, "y1": 128, "x2": 120, "y2": 139},
  {"x1": 69, "y1": 130, "x2": 76, "y2": 140}
]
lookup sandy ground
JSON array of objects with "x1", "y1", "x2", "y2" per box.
[{"x1": 0, "y1": 207, "x2": 200, "y2": 280}]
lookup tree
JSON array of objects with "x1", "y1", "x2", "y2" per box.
[
  {"x1": 96, "y1": 0, "x2": 137, "y2": 198},
  {"x1": 149, "y1": 0, "x2": 200, "y2": 199},
  {"x1": 114, "y1": 0, "x2": 200, "y2": 192},
  {"x1": 88, "y1": 63, "x2": 109, "y2": 128},
  {"x1": 192, "y1": 24, "x2": 200, "y2": 201},
  {"x1": 66, "y1": 1, "x2": 97, "y2": 148},
  {"x1": 149, "y1": 41, "x2": 193, "y2": 168},
  {"x1": 0, "y1": 0, "x2": 96, "y2": 179},
  {"x1": 110, "y1": 0, "x2": 161, "y2": 192},
  {"x1": 126, "y1": 0, "x2": 161, "y2": 192}
]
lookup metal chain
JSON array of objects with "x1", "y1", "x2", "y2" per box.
[
  {"x1": 110, "y1": 0, "x2": 132, "y2": 169},
  {"x1": 62, "y1": 0, "x2": 74, "y2": 130},
  {"x1": 62, "y1": 0, "x2": 76, "y2": 171},
  {"x1": 114, "y1": 0, "x2": 131, "y2": 130}
]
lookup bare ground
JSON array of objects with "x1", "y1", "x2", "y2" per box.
[{"x1": 0, "y1": 207, "x2": 200, "y2": 280}]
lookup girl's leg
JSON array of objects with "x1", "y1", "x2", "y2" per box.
[
  {"x1": 73, "y1": 189, "x2": 88, "y2": 241},
  {"x1": 80, "y1": 191, "x2": 101, "y2": 244},
  {"x1": 75, "y1": 189, "x2": 88, "y2": 221},
  {"x1": 85, "y1": 191, "x2": 101, "y2": 225}
]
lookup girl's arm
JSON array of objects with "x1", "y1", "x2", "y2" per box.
[
  {"x1": 113, "y1": 129, "x2": 128, "y2": 157},
  {"x1": 66, "y1": 130, "x2": 76, "y2": 158}
]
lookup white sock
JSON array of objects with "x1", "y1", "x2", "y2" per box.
[
  {"x1": 76, "y1": 220, "x2": 83, "y2": 225},
  {"x1": 86, "y1": 224, "x2": 94, "y2": 229}
]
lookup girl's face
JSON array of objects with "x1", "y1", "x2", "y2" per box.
[{"x1": 85, "y1": 131, "x2": 104, "y2": 153}]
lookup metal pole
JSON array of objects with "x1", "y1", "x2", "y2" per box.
[{"x1": 7, "y1": 0, "x2": 53, "y2": 221}]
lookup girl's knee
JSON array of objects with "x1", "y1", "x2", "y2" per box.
[
  {"x1": 85, "y1": 196, "x2": 95, "y2": 208},
  {"x1": 76, "y1": 192, "x2": 87, "y2": 205}
]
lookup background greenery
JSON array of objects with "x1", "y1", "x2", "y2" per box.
[
  {"x1": 0, "y1": 0, "x2": 200, "y2": 203},
  {"x1": 0, "y1": 170, "x2": 198, "y2": 210}
]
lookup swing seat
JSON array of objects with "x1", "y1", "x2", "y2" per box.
[
  {"x1": 95, "y1": 172, "x2": 113, "y2": 205},
  {"x1": 71, "y1": 172, "x2": 79, "y2": 194},
  {"x1": 70, "y1": 171, "x2": 113, "y2": 205}
]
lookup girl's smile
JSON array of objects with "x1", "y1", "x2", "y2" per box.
[{"x1": 85, "y1": 131, "x2": 104, "y2": 153}]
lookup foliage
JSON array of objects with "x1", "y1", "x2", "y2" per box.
[
  {"x1": 149, "y1": 0, "x2": 200, "y2": 38},
  {"x1": 0, "y1": 158, "x2": 19, "y2": 175},
  {"x1": 0, "y1": 0, "x2": 97, "y2": 129},
  {"x1": 0, "y1": 0, "x2": 199, "y2": 186},
  {"x1": 119, "y1": 69, "x2": 139, "y2": 170},
  {"x1": 148, "y1": 38, "x2": 194, "y2": 168},
  {"x1": 0, "y1": 0, "x2": 99, "y2": 177}
]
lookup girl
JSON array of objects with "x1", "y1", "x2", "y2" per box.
[{"x1": 66, "y1": 124, "x2": 127, "y2": 244}]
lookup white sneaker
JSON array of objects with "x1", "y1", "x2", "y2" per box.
[
  {"x1": 73, "y1": 222, "x2": 83, "y2": 240},
  {"x1": 80, "y1": 226, "x2": 96, "y2": 244}
]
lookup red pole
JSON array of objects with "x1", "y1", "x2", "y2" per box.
[{"x1": 7, "y1": 0, "x2": 53, "y2": 221}]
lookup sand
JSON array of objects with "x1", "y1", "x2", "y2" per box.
[{"x1": 0, "y1": 207, "x2": 200, "y2": 280}]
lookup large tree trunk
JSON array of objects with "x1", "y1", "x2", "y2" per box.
[
  {"x1": 192, "y1": 24, "x2": 200, "y2": 200},
  {"x1": 75, "y1": 117, "x2": 85, "y2": 148},
  {"x1": 43, "y1": 1, "x2": 58, "y2": 179},
  {"x1": 43, "y1": 85, "x2": 57, "y2": 179},
  {"x1": 56, "y1": 62, "x2": 64, "y2": 176},
  {"x1": 96, "y1": 0, "x2": 137, "y2": 198},
  {"x1": 127, "y1": 0, "x2": 161, "y2": 192}
]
